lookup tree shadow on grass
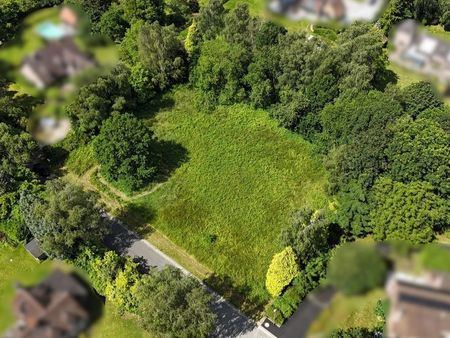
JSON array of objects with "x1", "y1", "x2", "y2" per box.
[
  {"x1": 115, "y1": 203, "x2": 155, "y2": 238},
  {"x1": 205, "y1": 274, "x2": 266, "y2": 319},
  {"x1": 135, "y1": 92, "x2": 176, "y2": 120},
  {"x1": 152, "y1": 139, "x2": 188, "y2": 183}
]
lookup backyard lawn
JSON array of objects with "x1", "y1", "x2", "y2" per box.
[
  {"x1": 118, "y1": 87, "x2": 328, "y2": 310},
  {"x1": 307, "y1": 289, "x2": 385, "y2": 337},
  {"x1": 0, "y1": 244, "x2": 150, "y2": 338}
]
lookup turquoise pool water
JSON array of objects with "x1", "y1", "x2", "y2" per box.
[{"x1": 36, "y1": 22, "x2": 68, "y2": 40}]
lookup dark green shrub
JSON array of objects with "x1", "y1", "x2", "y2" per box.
[{"x1": 328, "y1": 242, "x2": 387, "y2": 295}]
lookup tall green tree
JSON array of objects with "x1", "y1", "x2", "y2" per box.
[
  {"x1": 120, "y1": 0, "x2": 165, "y2": 24},
  {"x1": 414, "y1": 0, "x2": 441, "y2": 25},
  {"x1": 134, "y1": 266, "x2": 216, "y2": 338},
  {"x1": 194, "y1": 0, "x2": 226, "y2": 41},
  {"x1": 120, "y1": 21, "x2": 186, "y2": 100},
  {"x1": 20, "y1": 180, "x2": 106, "y2": 259},
  {"x1": 93, "y1": 113, "x2": 157, "y2": 192},
  {"x1": 378, "y1": 0, "x2": 415, "y2": 33},
  {"x1": 386, "y1": 116, "x2": 450, "y2": 195},
  {"x1": 98, "y1": 2, "x2": 129, "y2": 42},
  {"x1": 66, "y1": 64, "x2": 136, "y2": 139},
  {"x1": 223, "y1": 3, "x2": 258, "y2": 47},
  {"x1": 401, "y1": 81, "x2": 443, "y2": 117},
  {"x1": 280, "y1": 208, "x2": 333, "y2": 265},
  {"x1": 190, "y1": 37, "x2": 251, "y2": 109},
  {"x1": 370, "y1": 178, "x2": 449, "y2": 244},
  {"x1": 137, "y1": 22, "x2": 187, "y2": 90}
]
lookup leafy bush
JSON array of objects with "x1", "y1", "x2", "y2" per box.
[
  {"x1": 273, "y1": 296, "x2": 294, "y2": 318},
  {"x1": 264, "y1": 302, "x2": 285, "y2": 326},
  {"x1": 73, "y1": 247, "x2": 140, "y2": 313},
  {"x1": 266, "y1": 246, "x2": 299, "y2": 297},
  {"x1": 374, "y1": 299, "x2": 389, "y2": 321},
  {"x1": 327, "y1": 242, "x2": 387, "y2": 295}
]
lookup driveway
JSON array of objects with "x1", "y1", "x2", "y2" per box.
[
  {"x1": 103, "y1": 216, "x2": 273, "y2": 338},
  {"x1": 261, "y1": 287, "x2": 336, "y2": 338}
]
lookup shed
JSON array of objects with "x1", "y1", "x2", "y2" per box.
[{"x1": 25, "y1": 238, "x2": 47, "y2": 261}]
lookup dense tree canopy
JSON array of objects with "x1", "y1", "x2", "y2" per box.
[
  {"x1": 93, "y1": 113, "x2": 157, "y2": 192},
  {"x1": 0, "y1": 80, "x2": 38, "y2": 129},
  {"x1": 66, "y1": 64, "x2": 136, "y2": 139},
  {"x1": 20, "y1": 180, "x2": 106, "y2": 259},
  {"x1": 281, "y1": 208, "x2": 333, "y2": 266},
  {"x1": 320, "y1": 90, "x2": 403, "y2": 148},
  {"x1": 386, "y1": 116, "x2": 450, "y2": 195},
  {"x1": 120, "y1": 0, "x2": 164, "y2": 24},
  {"x1": 134, "y1": 266, "x2": 216, "y2": 338},
  {"x1": 370, "y1": 178, "x2": 449, "y2": 244},
  {"x1": 401, "y1": 81, "x2": 443, "y2": 117},
  {"x1": 191, "y1": 37, "x2": 251, "y2": 109},
  {"x1": 98, "y1": 2, "x2": 129, "y2": 42},
  {"x1": 120, "y1": 21, "x2": 186, "y2": 100}
]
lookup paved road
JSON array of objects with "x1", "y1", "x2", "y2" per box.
[
  {"x1": 103, "y1": 217, "x2": 273, "y2": 338},
  {"x1": 261, "y1": 287, "x2": 336, "y2": 338}
]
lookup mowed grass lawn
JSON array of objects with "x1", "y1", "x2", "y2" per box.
[
  {"x1": 125, "y1": 87, "x2": 329, "y2": 306},
  {"x1": 307, "y1": 289, "x2": 385, "y2": 337},
  {"x1": 0, "y1": 244, "x2": 151, "y2": 338}
]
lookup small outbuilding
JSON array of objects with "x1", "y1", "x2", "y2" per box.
[{"x1": 25, "y1": 238, "x2": 47, "y2": 262}]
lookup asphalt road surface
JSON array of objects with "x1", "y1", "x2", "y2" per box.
[{"x1": 103, "y1": 216, "x2": 273, "y2": 338}]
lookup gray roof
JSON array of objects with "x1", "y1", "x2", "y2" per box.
[
  {"x1": 25, "y1": 238, "x2": 46, "y2": 261},
  {"x1": 22, "y1": 38, "x2": 95, "y2": 87}
]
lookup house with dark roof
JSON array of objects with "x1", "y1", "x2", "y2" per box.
[
  {"x1": 392, "y1": 19, "x2": 450, "y2": 83},
  {"x1": 20, "y1": 38, "x2": 94, "y2": 89},
  {"x1": 6, "y1": 270, "x2": 95, "y2": 338},
  {"x1": 386, "y1": 271, "x2": 450, "y2": 338}
]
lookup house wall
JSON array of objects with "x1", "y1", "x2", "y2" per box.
[{"x1": 20, "y1": 64, "x2": 45, "y2": 89}]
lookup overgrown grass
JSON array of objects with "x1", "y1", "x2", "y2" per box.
[
  {"x1": 0, "y1": 244, "x2": 150, "y2": 338},
  {"x1": 122, "y1": 87, "x2": 328, "y2": 311},
  {"x1": 65, "y1": 143, "x2": 96, "y2": 175},
  {"x1": 307, "y1": 289, "x2": 385, "y2": 337}
]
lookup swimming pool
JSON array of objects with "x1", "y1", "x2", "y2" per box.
[{"x1": 36, "y1": 22, "x2": 73, "y2": 40}]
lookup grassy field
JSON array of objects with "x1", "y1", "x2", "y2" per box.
[
  {"x1": 114, "y1": 87, "x2": 329, "y2": 311},
  {"x1": 307, "y1": 289, "x2": 385, "y2": 337},
  {"x1": 0, "y1": 244, "x2": 151, "y2": 338}
]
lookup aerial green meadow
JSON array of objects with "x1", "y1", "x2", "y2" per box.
[{"x1": 124, "y1": 87, "x2": 329, "y2": 308}]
